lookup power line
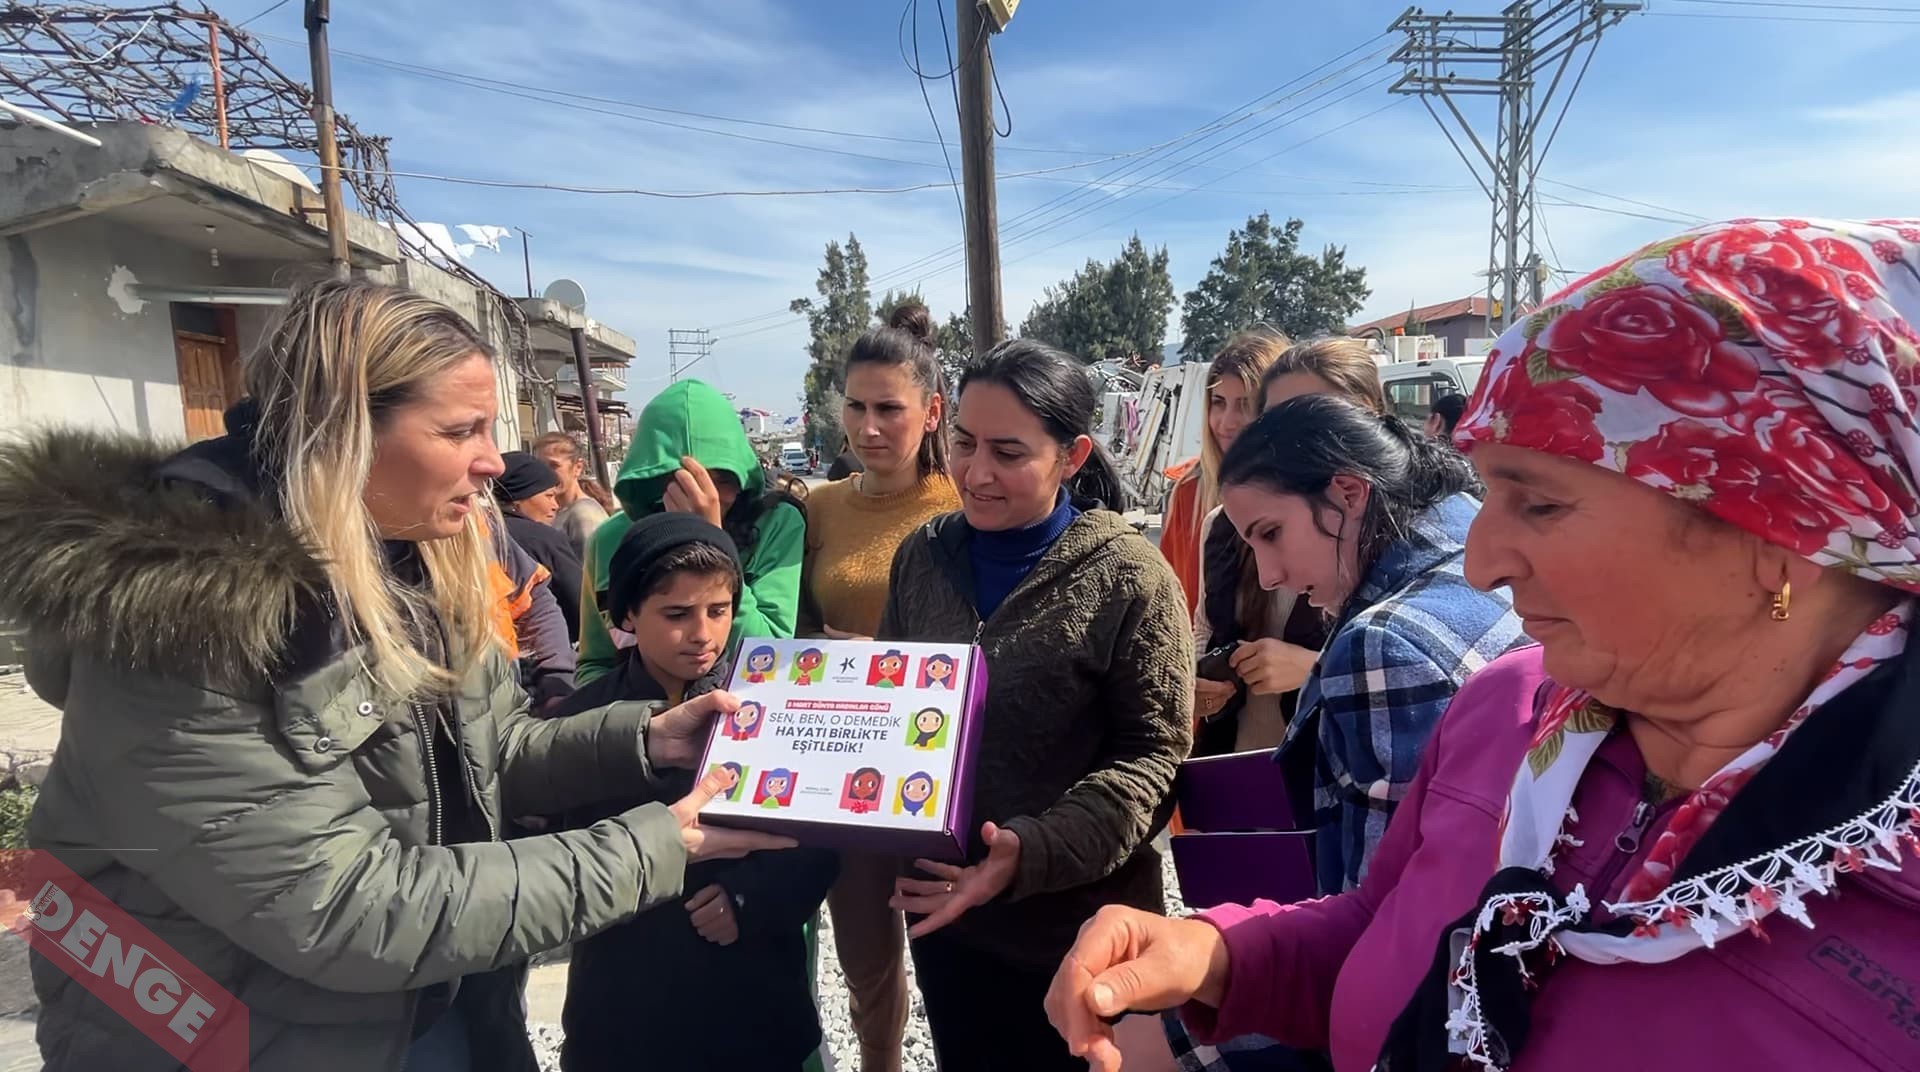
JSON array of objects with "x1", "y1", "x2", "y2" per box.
[
  {"x1": 255, "y1": 28, "x2": 1098, "y2": 163},
  {"x1": 864, "y1": 34, "x2": 1394, "y2": 287},
  {"x1": 1537, "y1": 195, "x2": 1696, "y2": 226},
  {"x1": 905, "y1": 0, "x2": 965, "y2": 227},
  {"x1": 237, "y1": 0, "x2": 289, "y2": 28},
  {"x1": 704, "y1": 33, "x2": 1393, "y2": 332},
  {"x1": 1003, "y1": 84, "x2": 1406, "y2": 272},
  {"x1": 1664, "y1": 0, "x2": 1920, "y2": 11},
  {"x1": 1537, "y1": 178, "x2": 1709, "y2": 223},
  {"x1": 867, "y1": 45, "x2": 1395, "y2": 294},
  {"x1": 886, "y1": 58, "x2": 1397, "y2": 291},
  {"x1": 1644, "y1": 9, "x2": 1920, "y2": 22}
]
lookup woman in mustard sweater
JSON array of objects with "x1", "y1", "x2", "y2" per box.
[{"x1": 801, "y1": 301, "x2": 959, "y2": 1072}]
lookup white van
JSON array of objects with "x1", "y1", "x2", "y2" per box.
[
  {"x1": 778, "y1": 442, "x2": 811, "y2": 475},
  {"x1": 1377, "y1": 358, "x2": 1486, "y2": 425}
]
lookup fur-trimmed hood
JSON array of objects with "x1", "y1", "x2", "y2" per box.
[{"x1": 0, "y1": 429, "x2": 326, "y2": 691}]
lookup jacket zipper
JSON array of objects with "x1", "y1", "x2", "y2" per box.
[
  {"x1": 1584, "y1": 798, "x2": 1661, "y2": 912},
  {"x1": 1614, "y1": 800, "x2": 1655, "y2": 854},
  {"x1": 409, "y1": 701, "x2": 444, "y2": 847}
]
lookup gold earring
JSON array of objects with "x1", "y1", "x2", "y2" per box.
[{"x1": 1771, "y1": 582, "x2": 1792, "y2": 622}]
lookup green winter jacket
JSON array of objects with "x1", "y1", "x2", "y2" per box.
[
  {"x1": 0, "y1": 431, "x2": 692, "y2": 1072},
  {"x1": 577, "y1": 380, "x2": 805, "y2": 684}
]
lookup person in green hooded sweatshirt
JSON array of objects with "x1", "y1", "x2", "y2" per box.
[{"x1": 579, "y1": 379, "x2": 808, "y2": 685}]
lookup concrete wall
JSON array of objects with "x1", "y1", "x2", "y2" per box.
[
  {"x1": 0, "y1": 215, "x2": 288, "y2": 440},
  {"x1": 1, "y1": 214, "x2": 525, "y2": 449}
]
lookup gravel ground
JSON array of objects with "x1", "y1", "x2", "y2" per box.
[{"x1": 528, "y1": 839, "x2": 1185, "y2": 1072}]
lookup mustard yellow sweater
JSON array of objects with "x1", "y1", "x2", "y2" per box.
[{"x1": 802, "y1": 473, "x2": 959, "y2": 637}]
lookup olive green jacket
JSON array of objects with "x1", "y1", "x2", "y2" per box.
[{"x1": 0, "y1": 431, "x2": 690, "y2": 1071}]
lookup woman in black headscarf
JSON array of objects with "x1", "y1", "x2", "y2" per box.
[{"x1": 494, "y1": 451, "x2": 584, "y2": 642}]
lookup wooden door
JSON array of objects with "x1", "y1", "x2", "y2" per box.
[{"x1": 174, "y1": 330, "x2": 239, "y2": 442}]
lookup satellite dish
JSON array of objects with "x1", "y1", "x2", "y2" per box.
[
  {"x1": 543, "y1": 278, "x2": 588, "y2": 313},
  {"x1": 241, "y1": 149, "x2": 319, "y2": 193}
]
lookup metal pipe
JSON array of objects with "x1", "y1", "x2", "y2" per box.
[
  {"x1": 0, "y1": 97, "x2": 102, "y2": 147},
  {"x1": 208, "y1": 22, "x2": 229, "y2": 149},
  {"x1": 304, "y1": 0, "x2": 350, "y2": 278},
  {"x1": 570, "y1": 326, "x2": 610, "y2": 485},
  {"x1": 516, "y1": 227, "x2": 533, "y2": 298}
]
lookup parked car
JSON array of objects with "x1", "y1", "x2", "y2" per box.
[{"x1": 1378, "y1": 358, "x2": 1486, "y2": 425}]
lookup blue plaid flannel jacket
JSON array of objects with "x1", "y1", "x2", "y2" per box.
[{"x1": 1280, "y1": 492, "x2": 1526, "y2": 894}]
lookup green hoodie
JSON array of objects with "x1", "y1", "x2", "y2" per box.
[{"x1": 578, "y1": 380, "x2": 806, "y2": 685}]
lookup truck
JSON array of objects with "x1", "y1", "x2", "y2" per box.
[
  {"x1": 1110, "y1": 336, "x2": 1491, "y2": 517},
  {"x1": 777, "y1": 442, "x2": 811, "y2": 476}
]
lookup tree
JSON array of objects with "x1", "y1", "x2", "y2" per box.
[
  {"x1": 938, "y1": 311, "x2": 972, "y2": 389},
  {"x1": 791, "y1": 234, "x2": 871, "y2": 452},
  {"x1": 1179, "y1": 214, "x2": 1370, "y2": 361},
  {"x1": 1018, "y1": 234, "x2": 1175, "y2": 366}
]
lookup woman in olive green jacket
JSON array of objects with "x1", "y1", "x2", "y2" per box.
[{"x1": 0, "y1": 281, "x2": 785, "y2": 1072}]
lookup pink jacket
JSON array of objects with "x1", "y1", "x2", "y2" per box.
[{"x1": 1182, "y1": 646, "x2": 1920, "y2": 1071}]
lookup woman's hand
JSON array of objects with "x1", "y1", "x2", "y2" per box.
[
  {"x1": 1193, "y1": 677, "x2": 1237, "y2": 722},
  {"x1": 661, "y1": 455, "x2": 725, "y2": 528},
  {"x1": 669, "y1": 768, "x2": 796, "y2": 861},
  {"x1": 685, "y1": 883, "x2": 740, "y2": 946},
  {"x1": 646, "y1": 691, "x2": 738, "y2": 770},
  {"x1": 1044, "y1": 906, "x2": 1232, "y2": 1072},
  {"x1": 890, "y1": 822, "x2": 1021, "y2": 938},
  {"x1": 822, "y1": 624, "x2": 873, "y2": 641},
  {"x1": 1229, "y1": 639, "x2": 1317, "y2": 696}
]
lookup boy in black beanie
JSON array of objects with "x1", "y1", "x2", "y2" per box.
[{"x1": 549, "y1": 512, "x2": 838, "y2": 1072}]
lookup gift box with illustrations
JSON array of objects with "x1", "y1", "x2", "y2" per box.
[{"x1": 697, "y1": 638, "x2": 987, "y2": 861}]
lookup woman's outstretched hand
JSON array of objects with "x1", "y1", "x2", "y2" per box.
[
  {"x1": 889, "y1": 821, "x2": 1021, "y2": 938},
  {"x1": 668, "y1": 767, "x2": 796, "y2": 861},
  {"x1": 646, "y1": 690, "x2": 738, "y2": 770},
  {"x1": 1044, "y1": 905, "x2": 1232, "y2": 1072}
]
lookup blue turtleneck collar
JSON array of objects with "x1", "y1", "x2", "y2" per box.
[{"x1": 969, "y1": 491, "x2": 1079, "y2": 620}]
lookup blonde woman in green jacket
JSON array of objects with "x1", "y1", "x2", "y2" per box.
[
  {"x1": 576, "y1": 379, "x2": 807, "y2": 685},
  {"x1": 0, "y1": 281, "x2": 787, "y2": 1072}
]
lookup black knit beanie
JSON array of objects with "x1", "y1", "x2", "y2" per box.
[
  {"x1": 493, "y1": 451, "x2": 561, "y2": 504},
  {"x1": 603, "y1": 512, "x2": 741, "y2": 627}
]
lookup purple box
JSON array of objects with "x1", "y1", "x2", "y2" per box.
[
  {"x1": 1170, "y1": 831, "x2": 1316, "y2": 911},
  {"x1": 697, "y1": 639, "x2": 988, "y2": 862}
]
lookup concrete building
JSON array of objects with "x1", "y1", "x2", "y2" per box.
[
  {"x1": 514, "y1": 296, "x2": 635, "y2": 473},
  {"x1": 0, "y1": 121, "x2": 630, "y2": 452},
  {"x1": 1348, "y1": 296, "x2": 1500, "y2": 358}
]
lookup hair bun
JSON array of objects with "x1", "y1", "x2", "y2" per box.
[{"x1": 888, "y1": 302, "x2": 936, "y2": 346}]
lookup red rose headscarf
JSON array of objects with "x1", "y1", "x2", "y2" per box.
[{"x1": 1455, "y1": 217, "x2": 1920, "y2": 589}]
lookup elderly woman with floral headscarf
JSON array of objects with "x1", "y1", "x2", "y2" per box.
[{"x1": 1044, "y1": 218, "x2": 1920, "y2": 1072}]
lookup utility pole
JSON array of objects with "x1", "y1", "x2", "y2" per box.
[
  {"x1": 955, "y1": 0, "x2": 1004, "y2": 358},
  {"x1": 569, "y1": 327, "x2": 610, "y2": 486},
  {"x1": 668, "y1": 329, "x2": 712, "y2": 383},
  {"x1": 1388, "y1": 1, "x2": 1641, "y2": 333},
  {"x1": 303, "y1": 0, "x2": 350, "y2": 279}
]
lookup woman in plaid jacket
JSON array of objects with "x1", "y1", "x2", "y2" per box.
[{"x1": 1219, "y1": 394, "x2": 1528, "y2": 895}]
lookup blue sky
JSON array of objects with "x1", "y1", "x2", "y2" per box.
[{"x1": 238, "y1": 0, "x2": 1920, "y2": 412}]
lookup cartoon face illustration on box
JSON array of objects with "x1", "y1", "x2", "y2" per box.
[
  {"x1": 790, "y1": 648, "x2": 827, "y2": 686},
  {"x1": 894, "y1": 771, "x2": 938, "y2": 819},
  {"x1": 917, "y1": 653, "x2": 959, "y2": 690},
  {"x1": 867, "y1": 649, "x2": 908, "y2": 689},
  {"x1": 740, "y1": 645, "x2": 779, "y2": 685},
  {"x1": 754, "y1": 768, "x2": 798, "y2": 809},
  {"x1": 722, "y1": 700, "x2": 767, "y2": 742},
  {"x1": 906, "y1": 707, "x2": 951, "y2": 751},
  {"x1": 707, "y1": 761, "x2": 749, "y2": 803},
  {"x1": 840, "y1": 767, "x2": 886, "y2": 815}
]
